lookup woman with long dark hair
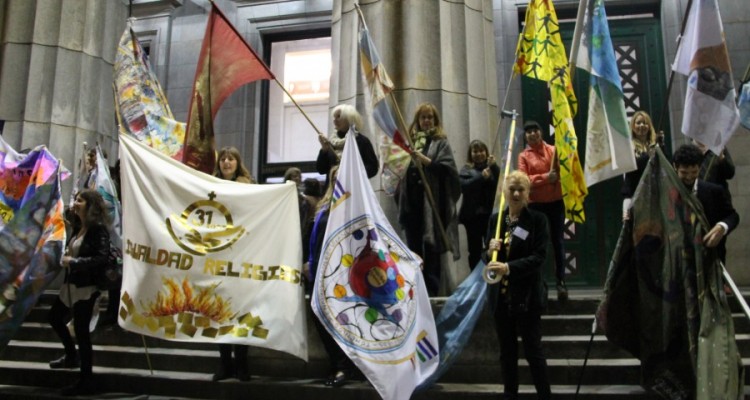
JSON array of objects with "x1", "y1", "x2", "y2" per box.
[
  {"x1": 48, "y1": 189, "x2": 110, "y2": 396},
  {"x1": 459, "y1": 139, "x2": 499, "y2": 270}
]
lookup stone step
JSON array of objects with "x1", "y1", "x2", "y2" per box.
[
  {"x1": 4, "y1": 290, "x2": 749, "y2": 399},
  {"x1": 0, "y1": 360, "x2": 671, "y2": 400}
]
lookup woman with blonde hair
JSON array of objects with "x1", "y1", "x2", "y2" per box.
[
  {"x1": 621, "y1": 111, "x2": 663, "y2": 221},
  {"x1": 315, "y1": 104, "x2": 378, "y2": 186},
  {"x1": 397, "y1": 102, "x2": 460, "y2": 296},
  {"x1": 486, "y1": 170, "x2": 551, "y2": 400}
]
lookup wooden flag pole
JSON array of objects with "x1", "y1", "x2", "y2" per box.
[{"x1": 355, "y1": 2, "x2": 454, "y2": 253}]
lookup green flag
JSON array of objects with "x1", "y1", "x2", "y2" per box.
[{"x1": 597, "y1": 147, "x2": 743, "y2": 399}]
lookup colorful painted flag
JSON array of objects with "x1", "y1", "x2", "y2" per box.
[
  {"x1": 672, "y1": 0, "x2": 739, "y2": 155},
  {"x1": 0, "y1": 144, "x2": 66, "y2": 352},
  {"x1": 312, "y1": 130, "x2": 438, "y2": 400},
  {"x1": 94, "y1": 145, "x2": 122, "y2": 248},
  {"x1": 114, "y1": 28, "x2": 186, "y2": 159},
  {"x1": 575, "y1": 0, "x2": 637, "y2": 187},
  {"x1": 0, "y1": 136, "x2": 69, "y2": 228},
  {"x1": 183, "y1": 3, "x2": 275, "y2": 174},
  {"x1": 118, "y1": 135, "x2": 307, "y2": 361},
  {"x1": 515, "y1": 0, "x2": 588, "y2": 222},
  {"x1": 597, "y1": 147, "x2": 743, "y2": 399}
]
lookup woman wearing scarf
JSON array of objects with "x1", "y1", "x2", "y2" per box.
[{"x1": 397, "y1": 103, "x2": 460, "y2": 296}]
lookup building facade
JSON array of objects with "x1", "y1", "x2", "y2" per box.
[{"x1": 1, "y1": 0, "x2": 748, "y2": 285}]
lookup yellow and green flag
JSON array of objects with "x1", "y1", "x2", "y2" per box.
[{"x1": 515, "y1": 0, "x2": 587, "y2": 223}]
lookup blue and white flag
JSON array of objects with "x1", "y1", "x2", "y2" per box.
[
  {"x1": 739, "y1": 79, "x2": 750, "y2": 130},
  {"x1": 312, "y1": 130, "x2": 438, "y2": 400},
  {"x1": 575, "y1": 0, "x2": 636, "y2": 187},
  {"x1": 94, "y1": 145, "x2": 122, "y2": 248},
  {"x1": 417, "y1": 262, "x2": 487, "y2": 390}
]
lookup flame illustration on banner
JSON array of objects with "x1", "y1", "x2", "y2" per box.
[
  {"x1": 120, "y1": 276, "x2": 269, "y2": 340},
  {"x1": 144, "y1": 277, "x2": 234, "y2": 323}
]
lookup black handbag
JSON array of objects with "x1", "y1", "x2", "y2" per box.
[{"x1": 97, "y1": 244, "x2": 122, "y2": 291}]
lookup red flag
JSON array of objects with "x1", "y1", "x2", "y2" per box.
[{"x1": 183, "y1": 4, "x2": 275, "y2": 173}]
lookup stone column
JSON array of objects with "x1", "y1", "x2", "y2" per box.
[
  {"x1": 0, "y1": 0, "x2": 127, "y2": 197},
  {"x1": 331, "y1": 0, "x2": 499, "y2": 288}
]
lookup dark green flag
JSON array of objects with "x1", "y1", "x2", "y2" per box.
[{"x1": 597, "y1": 148, "x2": 743, "y2": 399}]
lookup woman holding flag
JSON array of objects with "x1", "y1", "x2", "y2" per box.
[
  {"x1": 306, "y1": 166, "x2": 360, "y2": 387},
  {"x1": 315, "y1": 104, "x2": 379, "y2": 186},
  {"x1": 397, "y1": 103, "x2": 460, "y2": 296},
  {"x1": 486, "y1": 170, "x2": 551, "y2": 400},
  {"x1": 211, "y1": 146, "x2": 252, "y2": 381}
]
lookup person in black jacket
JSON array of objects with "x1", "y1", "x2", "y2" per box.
[
  {"x1": 316, "y1": 104, "x2": 378, "y2": 187},
  {"x1": 459, "y1": 139, "x2": 499, "y2": 270},
  {"x1": 48, "y1": 189, "x2": 110, "y2": 396},
  {"x1": 305, "y1": 166, "x2": 359, "y2": 387},
  {"x1": 673, "y1": 144, "x2": 740, "y2": 264},
  {"x1": 485, "y1": 170, "x2": 551, "y2": 400}
]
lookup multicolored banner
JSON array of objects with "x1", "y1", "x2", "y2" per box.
[
  {"x1": 515, "y1": 0, "x2": 587, "y2": 222},
  {"x1": 672, "y1": 0, "x2": 740, "y2": 155},
  {"x1": 598, "y1": 147, "x2": 743, "y2": 399},
  {"x1": 0, "y1": 138, "x2": 66, "y2": 352},
  {"x1": 114, "y1": 28, "x2": 185, "y2": 159},
  {"x1": 183, "y1": 3, "x2": 274, "y2": 174},
  {"x1": 312, "y1": 131, "x2": 438, "y2": 400},
  {"x1": 575, "y1": 0, "x2": 637, "y2": 187},
  {"x1": 118, "y1": 135, "x2": 307, "y2": 360}
]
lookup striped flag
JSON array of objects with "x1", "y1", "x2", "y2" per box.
[
  {"x1": 358, "y1": 26, "x2": 411, "y2": 196},
  {"x1": 575, "y1": 0, "x2": 636, "y2": 187},
  {"x1": 358, "y1": 27, "x2": 408, "y2": 150},
  {"x1": 672, "y1": 0, "x2": 739, "y2": 155},
  {"x1": 94, "y1": 145, "x2": 122, "y2": 248},
  {"x1": 312, "y1": 130, "x2": 438, "y2": 400},
  {"x1": 515, "y1": 0, "x2": 588, "y2": 222},
  {"x1": 183, "y1": 3, "x2": 275, "y2": 174}
]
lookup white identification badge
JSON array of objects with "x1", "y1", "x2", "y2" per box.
[{"x1": 513, "y1": 227, "x2": 529, "y2": 240}]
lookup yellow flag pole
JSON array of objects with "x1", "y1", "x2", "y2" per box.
[{"x1": 483, "y1": 110, "x2": 518, "y2": 284}]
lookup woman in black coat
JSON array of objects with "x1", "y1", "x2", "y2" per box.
[
  {"x1": 486, "y1": 170, "x2": 551, "y2": 400},
  {"x1": 459, "y1": 139, "x2": 499, "y2": 270},
  {"x1": 48, "y1": 189, "x2": 110, "y2": 396}
]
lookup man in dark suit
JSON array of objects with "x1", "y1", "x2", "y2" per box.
[{"x1": 673, "y1": 144, "x2": 740, "y2": 263}]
